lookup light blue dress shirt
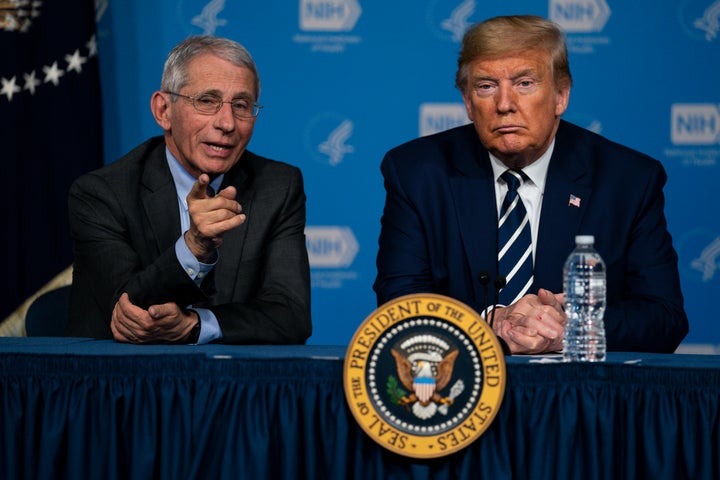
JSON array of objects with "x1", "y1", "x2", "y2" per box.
[{"x1": 166, "y1": 148, "x2": 223, "y2": 344}]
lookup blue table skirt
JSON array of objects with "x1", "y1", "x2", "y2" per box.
[{"x1": 1, "y1": 338, "x2": 718, "y2": 479}]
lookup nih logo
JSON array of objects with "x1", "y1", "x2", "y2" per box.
[
  {"x1": 299, "y1": 0, "x2": 362, "y2": 32},
  {"x1": 671, "y1": 104, "x2": 720, "y2": 145},
  {"x1": 419, "y1": 103, "x2": 470, "y2": 137},
  {"x1": 549, "y1": 0, "x2": 611, "y2": 33},
  {"x1": 305, "y1": 226, "x2": 359, "y2": 268}
]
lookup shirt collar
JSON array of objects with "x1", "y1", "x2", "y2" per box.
[
  {"x1": 489, "y1": 139, "x2": 555, "y2": 191},
  {"x1": 165, "y1": 148, "x2": 224, "y2": 209}
]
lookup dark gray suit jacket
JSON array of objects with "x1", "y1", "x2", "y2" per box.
[
  {"x1": 374, "y1": 121, "x2": 688, "y2": 353},
  {"x1": 67, "y1": 136, "x2": 311, "y2": 344}
]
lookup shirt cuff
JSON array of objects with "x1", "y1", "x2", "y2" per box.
[
  {"x1": 192, "y1": 308, "x2": 222, "y2": 344},
  {"x1": 175, "y1": 235, "x2": 216, "y2": 285}
]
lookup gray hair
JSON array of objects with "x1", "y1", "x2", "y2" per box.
[
  {"x1": 160, "y1": 35, "x2": 260, "y2": 100},
  {"x1": 455, "y1": 15, "x2": 572, "y2": 94}
]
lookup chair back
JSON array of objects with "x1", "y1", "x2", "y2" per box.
[{"x1": 25, "y1": 286, "x2": 71, "y2": 337}]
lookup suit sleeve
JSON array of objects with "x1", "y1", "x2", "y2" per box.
[
  {"x1": 210, "y1": 167, "x2": 311, "y2": 345},
  {"x1": 373, "y1": 151, "x2": 436, "y2": 305},
  {"x1": 67, "y1": 173, "x2": 204, "y2": 339},
  {"x1": 603, "y1": 161, "x2": 689, "y2": 353}
]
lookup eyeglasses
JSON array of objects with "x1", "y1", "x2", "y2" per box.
[{"x1": 167, "y1": 91, "x2": 263, "y2": 119}]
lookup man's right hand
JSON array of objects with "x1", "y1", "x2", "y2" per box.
[
  {"x1": 184, "y1": 173, "x2": 245, "y2": 262},
  {"x1": 111, "y1": 293, "x2": 198, "y2": 344},
  {"x1": 492, "y1": 288, "x2": 567, "y2": 354}
]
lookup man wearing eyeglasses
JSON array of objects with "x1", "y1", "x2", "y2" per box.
[{"x1": 66, "y1": 36, "x2": 311, "y2": 345}]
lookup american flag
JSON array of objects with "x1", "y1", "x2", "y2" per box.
[
  {"x1": 1, "y1": 1, "x2": 102, "y2": 319},
  {"x1": 568, "y1": 194, "x2": 582, "y2": 208}
]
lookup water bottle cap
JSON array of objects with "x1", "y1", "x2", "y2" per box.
[{"x1": 575, "y1": 235, "x2": 595, "y2": 245}]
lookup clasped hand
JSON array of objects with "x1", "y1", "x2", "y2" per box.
[
  {"x1": 184, "y1": 173, "x2": 245, "y2": 263},
  {"x1": 491, "y1": 288, "x2": 566, "y2": 354},
  {"x1": 111, "y1": 293, "x2": 197, "y2": 344}
]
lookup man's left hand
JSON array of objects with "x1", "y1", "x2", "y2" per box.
[
  {"x1": 492, "y1": 288, "x2": 566, "y2": 354},
  {"x1": 111, "y1": 292, "x2": 198, "y2": 344}
]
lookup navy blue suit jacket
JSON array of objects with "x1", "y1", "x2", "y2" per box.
[{"x1": 374, "y1": 121, "x2": 688, "y2": 353}]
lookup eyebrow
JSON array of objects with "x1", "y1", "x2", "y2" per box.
[
  {"x1": 472, "y1": 68, "x2": 539, "y2": 83},
  {"x1": 511, "y1": 68, "x2": 539, "y2": 81},
  {"x1": 199, "y1": 88, "x2": 254, "y2": 101}
]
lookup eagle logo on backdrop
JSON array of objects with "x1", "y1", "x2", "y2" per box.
[
  {"x1": 678, "y1": 230, "x2": 720, "y2": 285},
  {"x1": 318, "y1": 119, "x2": 355, "y2": 166},
  {"x1": 426, "y1": 0, "x2": 477, "y2": 42},
  {"x1": 691, "y1": 236, "x2": 720, "y2": 281},
  {"x1": 304, "y1": 113, "x2": 355, "y2": 166},
  {"x1": 343, "y1": 294, "x2": 506, "y2": 459},
  {"x1": 0, "y1": 1, "x2": 42, "y2": 33},
  {"x1": 191, "y1": 0, "x2": 227, "y2": 35},
  {"x1": 694, "y1": 0, "x2": 720, "y2": 41},
  {"x1": 679, "y1": 0, "x2": 720, "y2": 41},
  {"x1": 440, "y1": 0, "x2": 475, "y2": 42}
]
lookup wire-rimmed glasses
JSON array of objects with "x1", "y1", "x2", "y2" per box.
[{"x1": 167, "y1": 91, "x2": 263, "y2": 119}]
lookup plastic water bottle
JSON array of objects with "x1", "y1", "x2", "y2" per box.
[{"x1": 562, "y1": 235, "x2": 606, "y2": 362}]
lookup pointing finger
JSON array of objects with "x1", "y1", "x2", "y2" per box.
[{"x1": 188, "y1": 173, "x2": 212, "y2": 200}]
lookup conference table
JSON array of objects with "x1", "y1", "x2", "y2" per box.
[{"x1": 0, "y1": 337, "x2": 718, "y2": 480}]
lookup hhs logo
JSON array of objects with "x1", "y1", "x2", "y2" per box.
[
  {"x1": 305, "y1": 226, "x2": 359, "y2": 268},
  {"x1": 419, "y1": 103, "x2": 470, "y2": 137},
  {"x1": 191, "y1": 0, "x2": 227, "y2": 35},
  {"x1": 694, "y1": 0, "x2": 720, "y2": 41},
  {"x1": 440, "y1": 0, "x2": 476, "y2": 42},
  {"x1": 692, "y1": 236, "x2": 720, "y2": 281},
  {"x1": 318, "y1": 120, "x2": 355, "y2": 166},
  {"x1": 300, "y1": 0, "x2": 362, "y2": 32},
  {"x1": 304, "y1": 113, "x2": 355, "y2": 165},
  {"x1": 671, "y1": 104, "x2": 720, "y2": 145},
  {"x1": 549, "y1": 0, "x2": 611, "y2": 33}
]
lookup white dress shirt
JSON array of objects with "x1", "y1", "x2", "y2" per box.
[{"x1": 489, "y1": 139, "x2": 555, "y2": 263}]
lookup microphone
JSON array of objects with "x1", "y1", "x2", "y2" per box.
[
  {"x1": 477, "y1": 270, "x2": 491, "y2": 317},
  {"x1": 478, "y1": 271, "x2": 511, "y2": 356},
  {"x1": 489, "y1": 275, "x2": 511, "y2": 356},
  {"x1": 489, "y1": 275, "x2": 506, "y2": 329}
]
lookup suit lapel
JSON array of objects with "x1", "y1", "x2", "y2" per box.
[
  {"x1": 140, "y1": 142, "x2": 181, "y2": 255},
  {"x1": 213, "y1": 154, "x2": 253, "y2": 302},
  {"x1": 534, "y1": 122, "x2": 593, "y2": 291},
  {"x1": 449, "y1": 139, "x2": 499, "y2": 286}
]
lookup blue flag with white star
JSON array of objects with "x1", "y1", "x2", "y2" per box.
[{"x1": 1, "y1": 2, "x2": 102, "y2": 319}]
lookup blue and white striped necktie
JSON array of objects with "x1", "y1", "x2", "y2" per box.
[{"x1": 497, "y1": 169, "x2": 534, "y2": 305}]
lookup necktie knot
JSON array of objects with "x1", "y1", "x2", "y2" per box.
[{"x1": 501, "y1": 169, "x2": 526, "y2": 193}]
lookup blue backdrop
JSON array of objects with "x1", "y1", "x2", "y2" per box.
[{"x1": 95, "y1": 0, "x2": 720, "y2": 348}]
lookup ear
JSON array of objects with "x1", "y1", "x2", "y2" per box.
[
  {"x1": 462, "y1": 92, "x2": 475, "y2": 121},
  {"x1": 555, "y1": 84, "x2": 571, "y2": 117},
  {"x1": 150, "y1": 91, "x2": 172, "y2": 130}
]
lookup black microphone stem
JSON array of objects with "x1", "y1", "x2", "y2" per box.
[
  {"x1": 478, "y1": 270, "x2": 491, "y2": 321},
  {"x1": 489, "y1": 275, "x2": 506, "y2": 329},
  {"x1": 490, "y1": 275, "x2": 511, "y2": 356}
]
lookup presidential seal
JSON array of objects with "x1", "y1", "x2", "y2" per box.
[{"x1": 343, "y1": 293, "x2": 506, "y2": 459}]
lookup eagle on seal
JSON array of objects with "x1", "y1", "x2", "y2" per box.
[{"x1": 391, "y1": 348, "x2": 459, "y2": 419}]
